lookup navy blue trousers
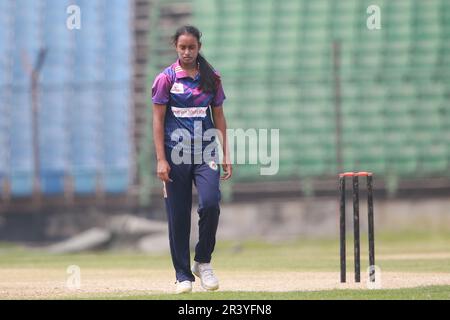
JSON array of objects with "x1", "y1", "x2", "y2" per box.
[{"x1": 164, "y1": 152, "x2": 221, "y2": 282}]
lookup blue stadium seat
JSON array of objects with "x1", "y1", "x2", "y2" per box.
[
  {"x1": 10, "y1": 89, "x2": 33, "y2": 194},
  {"x1": 9, "y1": 84, "x2": 35, "y2": 197},
  {"x1": 69, "y1": 87, "x2": 100, "y2": 194},
  {"x1": 11, "y1": 2, "x2": 41, "y2": 86},
  {"x1": 40, "y1": 170, "x2": 65, "y2": 194},
  {"x1": 10, "y1": 171, "x2": 33, "y2": 197},
  {"x1": 103, "y1": 168, "x2": 130, "y2": 194},
  {"x1": 39, "y1": 88, "x2": 69, "y2": 194},
  {"x1": 0, "y1": 3, "x2": 12, "y2": 85},
  {"x1": 73, "y1": 168, "x2": 98, "y2": 194},
  {"x1": 0, "y1": 89, "x2": 8, "y2": 182}
]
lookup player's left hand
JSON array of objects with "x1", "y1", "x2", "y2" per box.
[{"x1": 220, "y1": 163, "x2": 232, "y2": 180}]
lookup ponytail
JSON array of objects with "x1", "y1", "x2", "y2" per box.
[{"x1": 197, "y1": 53, "x2": 219, "y2": 93}]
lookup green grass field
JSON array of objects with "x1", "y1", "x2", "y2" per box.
[{"x1": 1, "y1": 229, "x2": 450, "y2": 300}]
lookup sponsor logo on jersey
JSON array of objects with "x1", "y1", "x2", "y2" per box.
[
  {"x1": 171, "y1": 106, "x2": 208, "y2": 118},
  {"x1": 208, "y1": 161, "x2": 218, "y2": 171},
  {"x1": 170, "y1": 82, "x2": 185, "y2": 94}
]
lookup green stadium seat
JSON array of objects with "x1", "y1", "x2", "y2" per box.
[
  {"x1": 277, "y1": 162, "x2": 300, "y2": 179},
  {"x1": 353, "y1": 50, "x2": 383, "y2": 82},
  {"x1": 436, "y1": 50, "x2": 450, "y2": 82},
  {"x1": 350, "y1": 131, "x2": 386, "y2": 173},
  {"x1": 275, "y1": 28, "x2": 301, "y2": 46},
  {"x1": 341, "y1": 114, "x2": 360, "y2": 143},
  {"x1": 361, "y1": 114, "x2": 384, "y2": 136},
  {"x1": 413, "y1": 102, "x2": 444, "y2": 134},
  {"x1": 279, "y1": 143, "x2": 298, "y2": 161},
  {"x1": 333, "y1": 42, "x2": 356, "y2": 81},
  {"x1": 330, "y1": 0, "x2": 359, "y2": 42},
  {"x1": 273, "y1": 83, "x2": 300, "y2": 102},
  {"x1": 244, "y1": 0, "x2": 275, "y2": 14},
  {"x1": 233, "y1": 164, "x2": 261, "y2": 181},
  {"x1": 270, "y1": 52, "x2": 299, "y2": 77},
  {"x1": 418, "y1": 143, "x2": 448, "y2": 174},
  {"x1": 298, "y1": 142, "x2": 337, "y2": 177},
  {"x1": 277, "y1": 12, "x2": 302, "y2": 29},
  {"x1": 277, "y1": 0, "x2": 304, "y2": 13},
  {"x1": 214, "y1": 29, "x2": 245, "y2": 47},
  {"x1": 380, "y1": 1, "x2": 414, "y2": 81},
  {"x1": 414, "y1": 130, "x2": 439, "y2": 149},
  {"x1": 360, "y1": 83, "x2": 385, "y2": 104},
  {"x1": 407, "y1": 1, "x2": 441, "y2": 82},
  {"x1": 383, "y1": 131, "x2": 419, "y2": 175},
  {"x1": 342, "y1": 141, "x2": 357, "y2": 170},
  {"x1": 193, "y1": 0, "x2": 216, "y2": 15},
  {"x1": 303, "y1": 0, "x2": 331, "y2": 23},
  {"x1": 383, "y1": 84, "x2": 415, "y2": 132},
  {"x1": 339, "y1": 83, "x2": 359, "y2": 117},
  {"x1": 299, "y1": 158, "x2": 328, "y2": 177},
  {"x1": 413, "y1": 0, "x2": 442, "y2": 36},
  {"x1": 299, "y1": 84, "x2": 333, "y2": 103},
  {"x1": 219, "y1": 0, "x2": 243, "y2": 11},
  {"x1": 358, "y1": 147, "x2": 386, "y2": 175}
]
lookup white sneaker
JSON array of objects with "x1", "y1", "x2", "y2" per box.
[
  {"x1": 175, "y1": 280, "x2": 192, "y2": 294},
  {"x1": 192, "y1": 262, "x2": 219, "y2": 291}
]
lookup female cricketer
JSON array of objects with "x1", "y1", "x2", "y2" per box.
[{"x1": 151, "y1": 25, "x2": 232, "y2": 294}]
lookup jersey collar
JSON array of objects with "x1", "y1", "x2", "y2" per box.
[{"x1": 174, "y1": 59, "x2": 200, "y2": 80}]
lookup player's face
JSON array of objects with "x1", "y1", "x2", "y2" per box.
[{"x1": 175, "y1": 34, "x2": 201, "y2": 67}]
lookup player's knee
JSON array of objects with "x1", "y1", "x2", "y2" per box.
[
  {"x1": 198, "y1": 188, "x2": 221, "y2": 214},
  {"x1": 199, "y1": 198, "x2": 220, "y2": 214}
]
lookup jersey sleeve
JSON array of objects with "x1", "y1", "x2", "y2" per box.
[
  {"x1": 151, "y1": 73, "x2": 171, "y2": 105},
  {"x1": 211, "y1": 71, "x2": 226, "y2": 107}
]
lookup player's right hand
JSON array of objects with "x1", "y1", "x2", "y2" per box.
[{"x1": 157, "y1": 159, "x2": 172, "y2": 182}]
